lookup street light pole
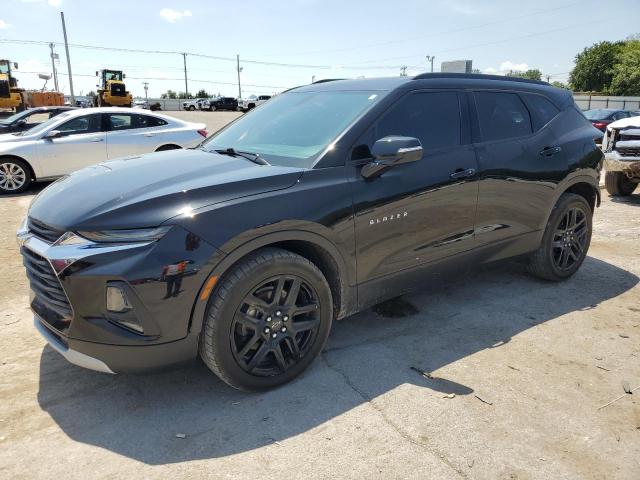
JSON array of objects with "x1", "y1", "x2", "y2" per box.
[
  {"x1": 426, "y1": 55, "x2": 435, "y2": 73},
  {"x1": 236, "y1": 54, "x2": 242, "y2": 99},
  {"x1": 143, "y1": 82, "x2": 149, "y2": 102},
  {"x1": 60, "y1": 12, "x2": 75, "y2": 104},
  {"x1": 182, "y1": 53, "x2": 188, "y2": 98}
]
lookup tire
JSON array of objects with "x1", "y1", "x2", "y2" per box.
[
  {"x1": 528, "y1": 193, "x2": 592, "y2": 281},
  {"x1": 199, "y1": 248, "x2": 333, "y2": 391},
  {"x1": 0, "y1": 157, "x2": 32, "y2": 194},
  {"x1": 210, "y1": 105, "x2": 216, "y2": 112},
  {"x1": 188, "y1": 105, "x2": 196, "y2": 111},
  {"x1": 605, "y1": 171, "x2": 636, "y2": 197}
]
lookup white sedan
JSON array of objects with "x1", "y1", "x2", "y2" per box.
[{"x1": 0, "y1": 107, "x2": 207, "y2": 193}]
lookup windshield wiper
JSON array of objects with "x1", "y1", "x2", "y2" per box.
[{"x1": 213, "y1": 147, "x2": 270, "y2": 166}]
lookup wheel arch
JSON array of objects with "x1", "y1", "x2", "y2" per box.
[
  {"x1": 563, "y1": 179, "x2": 600, "y2": 212},
  {"x1": 189, "y1": 230, "x2": 356, "y2": 337}
]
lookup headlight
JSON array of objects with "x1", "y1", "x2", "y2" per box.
[{"x1": 76, "y1": 226, "x2": 171, "y2": 243}]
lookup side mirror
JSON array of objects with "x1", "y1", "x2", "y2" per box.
[
  {"x1": 361, "y1": 136, "x2": 423, "y2": 179},
  {"x1": 122, "y1": 73, "x2": 126, "y2": 79},
  {"x1": 16, "y1": 119, "x2": 27, "y2": 126},
  {"x1": 95, "y1": 71, "x2": 99, "y2": 77},
  {"x1": 44, "y1": 130, "x2": 62, "y2": 140}
]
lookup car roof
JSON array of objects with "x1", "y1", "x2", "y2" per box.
[{"x1": 289, "y1": 73, "x2": 571, "y2": 108}]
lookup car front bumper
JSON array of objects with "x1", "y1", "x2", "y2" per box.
[
  {"x1": 18, "y1": 220, "x2": 221, "y2": 373},
  {"x1": 604, "y1": 151, "x2": 640, "y2": 174}
]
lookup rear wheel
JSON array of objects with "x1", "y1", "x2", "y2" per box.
[
  {"x1": 0, "y1": 158, "x2": 32, "y2": 194},
  {"x1": 528, "y1": 193, "x2": 592, "y2": 281},
  {"x1": 605, "y1": 171, "x2": 636, "y2": 196},
  {"x1": 189, "y1": 105, "x2": 196, "y2": 111},
  {"x1": 199, "y1": 248, "x2": 333, "y2": 391}
]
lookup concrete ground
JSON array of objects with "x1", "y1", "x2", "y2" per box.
[{"x1": 0, "y1": 111, "x2": 639, "y2": 479}]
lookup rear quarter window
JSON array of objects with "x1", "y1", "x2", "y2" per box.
[{"x1": 521, "y1": 93, "x2": 560, "y2": 131}]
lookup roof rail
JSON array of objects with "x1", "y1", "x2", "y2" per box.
[
  {"x1": 312, "y1": 78, "x2": 347, "y2": 84},
  {"x1": 412, "y1": 72, "x2": 550, "y2": 86}
]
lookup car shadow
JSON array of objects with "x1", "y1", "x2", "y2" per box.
[
  {"x1": 37, "y1": 256, "x2": 638, "y2": 464},
  {"x1": 609, "y1": 193, "x2": 640, "y2": 206},
  {"x1": 2, "y1": 181, "x2": 51, "y2": 198}
]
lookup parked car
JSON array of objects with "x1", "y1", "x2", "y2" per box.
[
  {"x1": 602, "y1": 115, "x2": 640, "y2": 197},
  {"x1": 205, "y1": 96, "x2": 238, "y2": 111},
  {"x1": 132, "y1": 99, "x2": 150, "y2": 109},
  {"x1": 0, "y1": 107, "x2": 207, "y2": 193},
  {"x1": 238, "y1": 95, "x2": 271, "y2": 112},
  {"x1": 583, "y1": 108, "x2": 637, "y2": 132},
  {"x1": 0, "y1": 106, "x2": 76, "y2": 134},
  {"x1": 17, "y1": 74, "x2": 602, "y2": 391},
  {"x1": 183, "y1": 98, "x2": 207, "y2": 111}
]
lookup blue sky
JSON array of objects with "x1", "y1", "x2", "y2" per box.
[{"x1": 1, "y1": 0, "x2": 639, "y2": 98}]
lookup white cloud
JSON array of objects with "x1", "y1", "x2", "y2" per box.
[
  {"x1": 441, "y1": 1, "x2": 477, "y2": 16},
  {"x1": 0, "y1": 19, "x2": 11, "y2": 29},
  {"x1": 159, "y1": 8, "x2": 192, "y2": 23},
  {"x1": 19, "y1": 0, "x2": 62, "y2": 5},
  {"x1": 499, "y1": 61, "x2": 529, "y2": 72}
]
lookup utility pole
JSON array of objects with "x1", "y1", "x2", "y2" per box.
[
  {"x1": 60, "y1": 12, "x2": 75, "y2": 105},
  {"x1": 546, "y1": 75, "x2": 551, "y2": 83},
  {"x1": 49, "y1": 43, "x2": 59, "y2": 91},
  {"x1": 311, "y1": 75, "x2": 316, "y2": 83},
  {"x1": 236, "y1": 54, "x2": 242, "y2": 99},
  {"x1": 182, "y1": 53, "x2": 188, "y2": 99},
  {"x1": 400, "y1": 66, "x2": 407, "y2": 77},
  {"x1": 143, "y1": 82, "x2": 149, "y2": 101},
  {"x1": 426, "y1": 55, "x2": 435, "y2": 73}
]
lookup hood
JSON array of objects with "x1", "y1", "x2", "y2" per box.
[
  {"x1": 28, "y1": 149, "x2": 305, "y2": 231},
  {"x1": 0, "y1": 132, "x2": 34, "y2": 143},
  {"x1": 606, "y1": 116, "x2": 640, "y2": 131}
]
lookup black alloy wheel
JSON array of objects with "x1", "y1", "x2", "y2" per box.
[
  {"x1": 230, "y1": 275, "x2": 321, "y2": 376},
  {"x1": 199, "y1": 248, "x2": 333, "y2": 391},
  {"x1": 551, "y1": 206, "x2": 588, "y2": 271}
]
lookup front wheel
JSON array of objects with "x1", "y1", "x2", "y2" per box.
[
  {"x1": 0, "y1": 158, "x2": 32, "y2": 194},
  {"x1": 605, "y1": 171, "x2": 636, "y2": 196},
  {"x1": 528, "y1": 193, "x2": 592, "y2": 281},
  {"x1": 199, "y1": 248, "x2": 333, "y2": 391}
]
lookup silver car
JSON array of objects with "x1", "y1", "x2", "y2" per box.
[{"x1": 0, "y1": 107, "x2": 207, "y2": 193}]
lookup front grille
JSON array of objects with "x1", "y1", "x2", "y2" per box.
[
  {"x1": 28, "y1": 217, "x2": 64, "y2": 243},
  {"x1": 617, "y1": 148, "x2": 640, "y2": 158},
  {"x1": 21, "y1": 247, "x2": 72, "y2": 322}
]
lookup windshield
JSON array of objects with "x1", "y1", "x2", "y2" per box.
[
  {"x1": 0, "y1": 62, "x2": 9, "y2": 74},
  {"x1": 22, "y1": 111, "x2": 74, "y2": 136},
  {"x1": 202, "y1": 90, "x2": 383, "y2": 167},
  {"x1": 584, "y1": 109, "x2": 612, "y2": 120},
  {"x1": 0, "y1": 110, "x2": 30, "y2": 124}
]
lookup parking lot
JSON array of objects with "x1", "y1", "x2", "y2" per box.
[{"x1": 0, "y1": 110, "x2": 639, "y2": 480}]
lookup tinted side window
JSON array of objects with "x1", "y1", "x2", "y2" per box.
[
  {"x1": 137, "y1": 115, "x2": 167, "y2": 128},
  {"x1": 475, "y1": 92, "x2": 532, "y2": 141},
  {"x1": 521, "y1": 93, "x2": 560, "y2": 131},
  {"x1": 108, "y1": 114, "x2": 132, "y2": 131},
  {"x1": 612, "y1": 111, "x2": 628, "y2": 120},
  {"x1": 57, "y1": 114, "x2": 102, "y2": 135},
  {"x1": 376, "y1": 92, "x2": 461, "y2": 150}
]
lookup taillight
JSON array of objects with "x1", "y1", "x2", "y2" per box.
[
  {"x1": 592, "y1": 121, "x2": 607, "y2": 129},
  {"x1": 197, "y1": 129, "x2": 208, "y2": 138}
]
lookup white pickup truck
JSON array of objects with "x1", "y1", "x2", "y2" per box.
[
  {"x1": 603, "y1": 116, "x2": 640, "y2": 197},
  {"x1": 238, "y1": 95, "x2": 271, "y2": 112}
]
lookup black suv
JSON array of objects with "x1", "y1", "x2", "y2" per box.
[
  {"x1": 206, "y1": 96, "x2": 238, "y2": 111},
  {"x1": 18, "y1": 74, "x2": 602, "y2": 391}
]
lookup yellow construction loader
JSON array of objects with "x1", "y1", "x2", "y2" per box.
[
  {"x1": 0, "y1": 59, "x2": 24, "y2": 111},
  {"x1": 94, "y1": 69, "x2": 132, "y2": 107}
]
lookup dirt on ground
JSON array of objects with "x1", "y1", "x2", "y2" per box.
[{"x1": 0, "y1": 112, "x2": 638, "y2": 479}]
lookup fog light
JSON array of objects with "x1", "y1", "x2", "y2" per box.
[{"x1": 106, "y1": 285, "x2": 132, "y2": 313}]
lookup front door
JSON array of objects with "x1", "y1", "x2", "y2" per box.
[
  {"x1": 349, "y1": 91, "x2": 479, "y2": 305},
  {"x1": 38, "y1": 113, "x2": 106, "y2": 177},
  {"x1": 105, "y1": 113, "x2": 163, "y2": 158}
]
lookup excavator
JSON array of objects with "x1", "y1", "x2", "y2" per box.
[{"x1": 94, "y1": 69, "x2": 132, "y2": 107}]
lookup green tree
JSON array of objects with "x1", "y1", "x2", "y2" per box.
[
  {"x1": 178, "y1": 91, "x2": 194, "y2": 99},
  {"x1": 569, "y1": 41, "x2": 623, "y2": 92},
  {"x1": 195, "y1": 89, "x2": 209, "y2": 98},
  {"x1": 551, "y1": 81, "x2": 568, "y2": 89},
  {"x1": 609, "y1": 40, "x2": 640, "y2": 95},
  {"x1": 506, "y1": 69, "x2": 542, "y2": 81},
  {"x1": 161, "y1": 90, "x2": 177, "y2": 99}
]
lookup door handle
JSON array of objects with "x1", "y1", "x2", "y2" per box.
[
  {"x1": 539, "y1": 146, "x2": 562, "y2": 157},
  {"x1": 450, "y1": 168, "x2": 476, "y2": 180},
  {"x1": 90, "y1": 138, "x2": 104, "y2": 142}
]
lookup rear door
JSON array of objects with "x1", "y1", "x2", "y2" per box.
[
  {"x1": 471, "y1": 90, "x2": 566, "y2": 257},
  {"x1": 349, "y1": 90, "x2": 479, "y2": 300},
  {"x1": 38, "y1": 113, "x2": 106, "y2": 177},
  {"x1": 105, "y1": 113, "x2": 168, "y2": 158}
]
